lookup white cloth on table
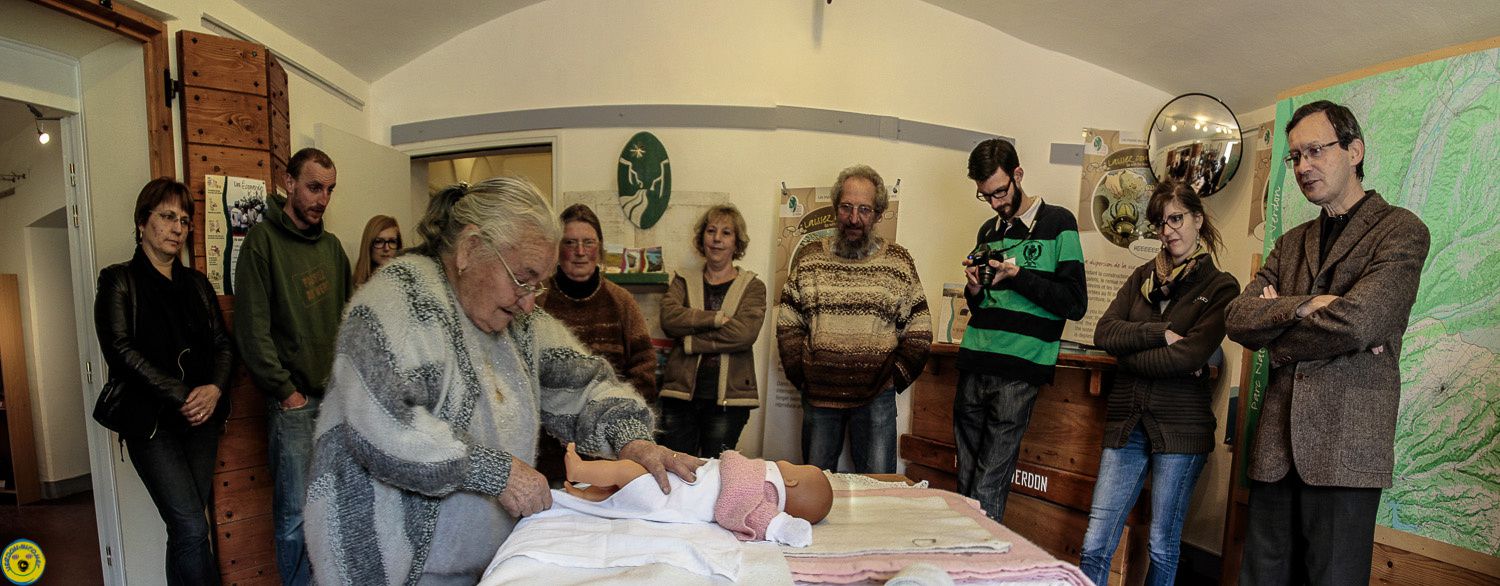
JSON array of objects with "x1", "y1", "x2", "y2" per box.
[
  {"x1": 885, "y1": 562, "x2": 957, "y2": 586},
  {"x1": 481, "y1": 506, "x2": 746, "y2": 582},
  {"x1": 479, "y1": 506, "x2": 794, "y2": 585},
  {"x1": 786, "y1": 494, "x2": 1010, "y2": 558}
]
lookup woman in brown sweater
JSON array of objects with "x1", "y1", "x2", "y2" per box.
[{"x1": 1080, "y1": 181, "x2": 1239, "y2": 586}]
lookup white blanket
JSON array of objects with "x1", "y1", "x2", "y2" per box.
[
  {"x1": 787, "y1": 493, "x2": 1010, "y2": 558},
  {"x1": 479, "y1": 505, "x2": 792, "y2": 585}
]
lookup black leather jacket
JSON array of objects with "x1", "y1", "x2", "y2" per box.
[{"x1": 94, "y1": 250, "x2": 234, "y2": 425}]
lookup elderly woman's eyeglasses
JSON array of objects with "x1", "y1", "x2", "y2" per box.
[
  {"x1": 156, "y1": 210, "x2": 193, "y2": 230},
  {"x1": 371, "y1": 238, "x2": 400, "y2": 249},
  {"x1": 498, "y1": 254, "x2": 547, "y2": 298}
]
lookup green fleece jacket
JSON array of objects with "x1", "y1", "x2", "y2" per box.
[{"x1": 232, "y1": 192, "x2": 352, "y2": 400}]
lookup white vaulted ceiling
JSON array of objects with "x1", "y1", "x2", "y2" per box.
[{"x1": 229, "y1": 0, "x2": 1500, "y2": 111}]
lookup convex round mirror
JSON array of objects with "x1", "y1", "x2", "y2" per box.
[{"x1": 1148, "y1": 93, "x2": 1242, "y2": 197}]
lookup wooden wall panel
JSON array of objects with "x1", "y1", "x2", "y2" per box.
[
  {"x1": 223, "y1": 563, "x2": 279, "y2": 586},
  {"x1": 216, "y1": 416, "x2": 268, "y2": 473},
  {"x1": 182, "y1": 88, "x2": 269, "y2": 150},
  {"x1": 178, "y1": 29, "x2": 281, "y2": 582},
  {"x1": 185, "y1": 145, "x2": 272, "y2": 199},
  {"x1": 213, "y1": 464, "x2": 273, "y2": 525},
  {"x1": 179, "y1": 32, "x2": 268, "y2": 96},
  {"x1": 217, "y1": 515, "x2": 277, "y2": 577}
]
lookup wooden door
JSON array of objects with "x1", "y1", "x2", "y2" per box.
[{"x1": 177, "y1": 30, "x2": 288, "y2": 586}]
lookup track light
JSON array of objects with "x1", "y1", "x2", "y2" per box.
[{"x1": 25, "y1": 104, "x2": 55, "y2": 145}]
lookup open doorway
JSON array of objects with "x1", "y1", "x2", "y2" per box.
[
  {"x1": 0, "y1": 96, "x2": 101, "y2": 582},
  {"x1": 416, "y1": 144, "x2": 555, "y2": 200}
]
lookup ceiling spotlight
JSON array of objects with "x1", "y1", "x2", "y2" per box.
[
  {"x1": 1170, "y1": 124, "x2": 1177, "y2": 132},
  {"x1": 25, "y1": 104, "x2": 56, "y2": 145}
]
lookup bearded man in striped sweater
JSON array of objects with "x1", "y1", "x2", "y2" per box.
[{"x1": 777, "y1": 164, "x2": 933, "y2": 474}]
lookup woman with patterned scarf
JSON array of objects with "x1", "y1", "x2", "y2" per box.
[{"x1": 1080, "y1": 181, "x2": 1240, "y2": 586}]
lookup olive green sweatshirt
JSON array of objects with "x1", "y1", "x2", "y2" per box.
[{"x1": 232, "y1": 192, "x2": 352, "y2": 401}]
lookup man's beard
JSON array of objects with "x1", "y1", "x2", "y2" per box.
[
  {"x1": 832, "y1": 222, "x2": 878, "y2": 259},
  {"x1": 994, "y1": 186, "x2": 1025, "y2": 223}
]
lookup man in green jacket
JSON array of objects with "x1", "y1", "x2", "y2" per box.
[{"x1": 233, "y1": 147, "x2": 352, "y2": 586}]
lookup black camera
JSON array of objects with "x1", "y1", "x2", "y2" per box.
[{"x1": 968, "y1": 248, "x2": 1003, "y2": 289}]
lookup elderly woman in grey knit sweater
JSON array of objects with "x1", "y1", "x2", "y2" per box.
[{"x1": 304, "y1": 177, "x2": 705, "y2": 585}]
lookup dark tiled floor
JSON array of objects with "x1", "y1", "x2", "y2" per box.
[{"x1": 0, "y1": 491, "x2": 104, "y2": 585}]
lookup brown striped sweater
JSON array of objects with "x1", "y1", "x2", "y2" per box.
[{"x1": 776, "y1": 237, "x2": 933, "y2": 408}]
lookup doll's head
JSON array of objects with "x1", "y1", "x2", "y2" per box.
[{"x1": 775, "y1": 461, "x2": 833, "y2": 524}]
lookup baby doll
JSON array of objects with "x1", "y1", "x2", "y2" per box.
[{"x1": 559, "y1": 443, "x2": 833, "y2": 547}]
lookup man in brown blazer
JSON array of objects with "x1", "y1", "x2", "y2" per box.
[{"x1": 1227, "y1": 100, "x2": 1429, "y2": 585}]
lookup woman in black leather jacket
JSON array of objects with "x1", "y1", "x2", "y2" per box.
[{"x1": 94, "y1": 178, "x2": 233, "y2": 585}]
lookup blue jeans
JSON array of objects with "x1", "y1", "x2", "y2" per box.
[
  {"x1": 953, "y1": 371, "x2": 1039, "y2": 522},
  {"x1": 1079, "y1": 425, "x2": 1207, "y2": 586},
  {"x1": 801, "y1": 387, "x2": 897, "y2": 473},
  {"x1": 268, "y1": 395, "x2": 320, "y2": 586},
  {"x1": 126, "y1": 422, "x2": 223, "y2": 586},
  {"x1": 657, "y1": 398, "x2": 752, "y2": 458}
]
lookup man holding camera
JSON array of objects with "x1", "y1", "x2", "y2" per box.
[{"x1": 955, "y1": 139, "x2": 1088, "y2": 522}]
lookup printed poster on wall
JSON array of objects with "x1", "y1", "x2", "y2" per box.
[
  {"x1": 760, "y1": 186, "x2": 900, "y2": 463},
  {"x1": 1064, "y1": 129, "x2": 1160, "y2": 345},
  {"x1": 204, "y1": 175, "x2": 268, "y2": 295},
  {"x1": 1245, "y1": 120, "x2": 1276, "y2": 239}
]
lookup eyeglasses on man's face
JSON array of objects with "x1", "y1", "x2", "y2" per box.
[
  {"x1": 1283, "y1": 140, "x2": 1342, "y2": 168},
  {"x1": 371, "y1": 237, "x2": 400, "y2": 249},
  {"x1": 975, "y1": 178, "x2": 1014, "y2": 201},
  {"x1": 155, "y1": 210, "x2": 193, "y2": 230},
  {"x1": 837, "y1": 203, "x2": 876, "y2": 218},
  {"x1": 498, "y1": 253, "x2": 547, "y2": 298}
]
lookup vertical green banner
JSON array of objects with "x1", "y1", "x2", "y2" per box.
[{"x1": 1236, "y1": 99, "x2": 1293, "y2": 489}]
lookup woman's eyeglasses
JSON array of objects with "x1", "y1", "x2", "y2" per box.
[
  {"x1": 498, "y1": 254, "x2": 547, "y2": 298},
  {"x1": 1155, "y1": 212, "x2": 1189, "y2": 230},
  {"x1": 371, "y1": 237, "x2": 400, "y2": 249},
  {"x1": 156, "y1": 210, "x2": 193, "y2": 230}
]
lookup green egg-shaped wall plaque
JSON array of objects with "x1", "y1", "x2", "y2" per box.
[{"x1": 617, "y1": 131, "x2": 672, "y2": 229}]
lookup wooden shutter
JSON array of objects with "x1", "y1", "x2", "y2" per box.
[{"x1": 177, "y1": 30, "x2": 289, "y2": 586}]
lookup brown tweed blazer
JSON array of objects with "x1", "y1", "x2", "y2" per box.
[{"x1": 1226, "y1": 191, "x2": 1429, "y2": 488}]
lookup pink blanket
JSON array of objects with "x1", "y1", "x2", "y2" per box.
[{"x1": 787, "y1": 488, "x2": 1090, "y2": 585}]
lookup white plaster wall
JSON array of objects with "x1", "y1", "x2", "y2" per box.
[{"x1": 23, "y1": 224, "x2": 85, "y2": 484}]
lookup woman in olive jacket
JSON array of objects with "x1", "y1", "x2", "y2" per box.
[
  {"x1": 95, "y1": 178, "x2": 233, "y2": 585},
  {"x1": 1079, "y1": 181, "x2": 1239, "y2": 586},
  {"x1": 658, "y1": 204, "x2": 767, "y2": 457}
]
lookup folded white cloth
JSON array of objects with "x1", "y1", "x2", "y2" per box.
[
  {"x1": 481, "y1": 507, "x2": 744, "y2": 581},
  {"x1": 885, "y1": 562, "x2": 957, "y2": 586},
  {"x1": 787, "y1": 494, "x2": 1009, "y2": 558}
]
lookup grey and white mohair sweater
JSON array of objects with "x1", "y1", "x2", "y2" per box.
[{"x1": 304, "y1": 255, "x2": 653, "y2": 585}]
